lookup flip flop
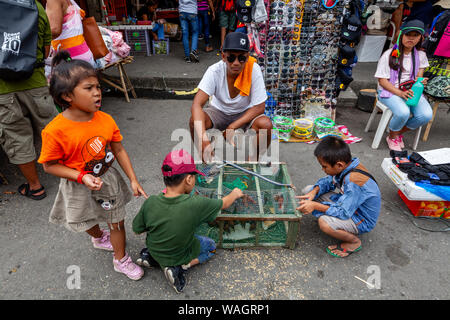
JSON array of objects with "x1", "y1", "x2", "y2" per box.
[
  {"x1": 326, "y1": 244, "x2": 362, "y2": 258},
  {"x1": 17, "y1": 183, "x2": 47, "y2": 200}
]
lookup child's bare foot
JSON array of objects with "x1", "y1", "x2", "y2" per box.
[{"x1": 326, "y1": 241, "x2": 362, "y2": 258}]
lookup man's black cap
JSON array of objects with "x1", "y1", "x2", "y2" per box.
[{"x1": 223, "y1": 32, "x2": 250, "y2": 52}]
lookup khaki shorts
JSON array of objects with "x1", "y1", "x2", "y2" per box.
[
  {"x1": 204, "y1": 105, "x2": 267, "y2": 132},
  {"x1": 49, "y1": 166, "x2": 132, "y2": 233},
  {"x1": 0, "y1": 87, "x2": 57, "y2": 164},
  {"x1": 319, "y1": 215, "x2": 359, "y2": 235}
]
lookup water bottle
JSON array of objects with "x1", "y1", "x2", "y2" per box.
[{"x1": 405, "y1": 77, "x2": 424, "y2": 107}]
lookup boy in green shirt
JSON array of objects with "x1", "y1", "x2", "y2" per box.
[{"x1": 132, "y1": 149, "x2": 243, "y2": 293}]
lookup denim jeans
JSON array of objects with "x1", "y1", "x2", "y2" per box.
[
  {"x1": 194, "y1": 234, "x2": 216, "y2": 264},
  {"x1": 152, "y1": 23, "x2": 165, "y2": 40},
  {"x1": 197, "y1": 9, "x2": 210, "y2": 45},
  {"x1": 179, "y1": 12, "x2": 199, "y2": 57},
  {"x1": 378, "y1": 92, "x2": 433, "y2": 131}
]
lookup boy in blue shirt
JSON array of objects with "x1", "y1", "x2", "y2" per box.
[{"x1": 298, "y1": 136, "x2": 381, "y2": 258}]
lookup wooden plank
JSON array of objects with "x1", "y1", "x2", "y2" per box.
[
  {"x1": 215, "y1": 214, "x2": 300, "y2": 221},
  {"x1": 220, "y1": 242, "x2": 286, "y2": 249},
  {"x1": 217, "y1": 167, "x2": 224, "y2": 248},
  {"x1": 253, "y1": 164, "x2": 264, "y2": 246},
  {"x1": 119, "y1": 62, "x2": 137, "y2": 99},
  {"x1": 117, "y1": 61, "x2": 130, "y2": 102}
]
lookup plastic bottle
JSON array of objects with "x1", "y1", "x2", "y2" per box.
[{"x1": 405, "y1": 77, "x2": 424, "y2": 107}]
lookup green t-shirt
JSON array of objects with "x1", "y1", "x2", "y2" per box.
[
  {"x1": 0, "y1": 1, "x2": 52, "y2": 94},
  {"x1": 132, "y1": 193, "x2": 223, "y2": 268}
]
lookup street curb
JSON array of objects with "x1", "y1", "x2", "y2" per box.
[{"x1": 104, "y1": 74, "x2": 371, "y2": 109}]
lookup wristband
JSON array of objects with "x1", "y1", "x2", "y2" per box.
[{"x1": 77, "y1": 171, "x2": 92, "y2": 184}]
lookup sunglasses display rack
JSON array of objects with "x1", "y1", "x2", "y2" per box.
[{"x1": 257, "y1": 0, "x2": 356, "y2": 123}]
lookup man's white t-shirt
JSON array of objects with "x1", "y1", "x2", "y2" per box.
[
  {"x1": 197, "y1": 60, "x2": 267, "y2": 115},
  {"x1": 374, "y1": 48, "x2": 429, "y2": 91}
]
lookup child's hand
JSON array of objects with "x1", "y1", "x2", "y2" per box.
[
  {"x1": 82, "y1": 174, "x2": 103, "y2": 190},
  {"x1": 131, "y1": 180, "x2": 148, "y2": 198},
  {"x1": 296, "y1": 200, "x2": 317, "y2": 214},
  {"x1": 296, "y1": 192, "x2": 315, "y2": 202},
  {"x1": 231, "y1": 188, "x2": 244, "y2": 199},
  {"x1": 421, "y1": 77, "x2": 428, "y2": 86},
  {"x1": 398, "y1": 89, "x2": 414, "y2": 100}
]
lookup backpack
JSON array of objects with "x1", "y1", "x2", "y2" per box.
[
  {"x1": 423, "y1": 10, "x2": 450, "y2": 58},
  {"x1": 0, "y1": 0, "x2": 41, "y2": 81}
]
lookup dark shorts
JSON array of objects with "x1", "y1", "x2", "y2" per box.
[{"x1": 203, "y1": 105, "x2": 266, "y2": 132}]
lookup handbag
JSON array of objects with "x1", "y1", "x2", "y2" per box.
[
  {"x1": 399, "y1": 80, "x2": 415, "y2": 91},
  {"x1": 82, "y1": 17, "x2": 109, "y2": 60}
]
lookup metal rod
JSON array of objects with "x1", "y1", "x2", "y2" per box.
[{"x1": 222, "y1": 160, "x2": 295, "y2": 189}]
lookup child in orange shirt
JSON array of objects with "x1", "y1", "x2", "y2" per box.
[{"x1": 39, "y1": 51, "x2": 148, "y2": 281}]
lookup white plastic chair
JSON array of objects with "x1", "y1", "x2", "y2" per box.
[{"x1": 365, "y1": 98, "x2": 422, "y2": 150}]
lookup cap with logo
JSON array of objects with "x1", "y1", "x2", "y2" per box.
[
  {"x1": 338, "y1": 44, "x2": 356, "y2": 67},
  {"x1": 341, "y1": 14, "x2": 362, "y2": 45},
  {"x1": 223, "y1": 32, "x2": 250, "y2": 52},
  {"x1": 236, "y1": 0, "x2": 255, "y2": 23},
  {"x1": 161, "y1": 149, "x2": 205, "y2": 177},
  {"x1": 335, "y1": 68, "x2": 353, "y2": 91}
]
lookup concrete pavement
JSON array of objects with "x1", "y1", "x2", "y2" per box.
[{"x1": 1, "y1": 94, "x2": 449, "y2": 299}]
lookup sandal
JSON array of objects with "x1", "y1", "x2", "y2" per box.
[
  {"x1": 326, "y1": 243, "x2": 361, "y2": 258},
  {"x1": 18, "y1": 183, "x2": 47, "y2": 200}
]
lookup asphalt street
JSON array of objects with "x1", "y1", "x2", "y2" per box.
[{"x1": 0, "y1": 96, "x2": 449, "y2": 300}]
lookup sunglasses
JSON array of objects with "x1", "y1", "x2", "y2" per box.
[{"x1": 226, "y1": 54, "x2": 248, "y2": 63}]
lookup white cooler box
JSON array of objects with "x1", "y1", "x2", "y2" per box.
[{"x1": 381, "y1": 158, "x2": 445, "y2": 201}]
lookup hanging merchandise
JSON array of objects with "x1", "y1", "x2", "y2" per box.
[
  {"x1": 236, "y1": 0, "x2": 256, "y2": 23},
  {"x1": 248, "y1": 0, "x2": 368, "y2": 142},
  {"x1": 253, "y1": 0, "x2": 268, "y2": 23}
]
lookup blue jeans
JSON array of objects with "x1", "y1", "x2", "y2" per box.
[
  {"x1": 195, "y1": 234, "x2": 216, "y2": 264},
  {"x1": 378, "y1": 93, "x2": 433, "y2": 131},
  {"x1": 152, "y1": 23, "x2": 165, "y2": 40},
  {"x1": 197, "y1": 9, "x2": 210, "y2": 45},
  {"x1": 179, "y1": 12, "x2": 199, "y2": 57}
]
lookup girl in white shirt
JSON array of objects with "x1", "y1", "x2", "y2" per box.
[{"x1": 374, "y1": 19, "x2": 432, "y2": 151}]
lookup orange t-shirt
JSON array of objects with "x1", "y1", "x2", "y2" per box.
[{"x1": 38, "y1": 111, "x2": 123, "y2": 176}]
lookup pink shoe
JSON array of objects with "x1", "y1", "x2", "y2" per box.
[
  {"x1": 113, "y1": 253, "x2": 144, "y2": 281},
  {"x1": 91, "y1": 230, "x2": 113, "y2": 251},
  {"x1": 386, "y1": 136, "x2": 402, "y2": 151}
]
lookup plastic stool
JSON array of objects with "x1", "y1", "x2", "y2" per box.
[{"x1": 365, "y1": 99, "x2": 422, "y2": 150}]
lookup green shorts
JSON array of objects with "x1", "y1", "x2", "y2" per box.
[
  {"x1": 219, "y1": 11, "x2": 237, "y2": 30},
  {"x1": 0, "y1": 87, "x2": 57, "y2": 165}
]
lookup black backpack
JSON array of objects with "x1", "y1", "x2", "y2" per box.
[
  {"x1": 423, "y1": 10, "x2": 450, "y2": 57},
  {"x1": 0, "y1": 0, "x2": 41, "y2": 81}
]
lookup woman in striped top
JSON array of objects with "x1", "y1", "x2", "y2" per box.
[
  {"x1": 197, "y1": 0, "x2": 215, "y2": 52},
  {"x1": 46, "y1": 0, "x2": 95, "y2": 68}
]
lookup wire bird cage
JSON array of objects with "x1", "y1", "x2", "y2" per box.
[{"x1": 194, "y1": 162, "x2": 302, "y2": 249}]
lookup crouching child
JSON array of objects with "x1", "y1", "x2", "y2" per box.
[
  {"x1": 132, "y1": 149, "x2": 243, "y2": 292},
  {"x1": 297, "y1": 137, "x2": 381, "y2": 258}
]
